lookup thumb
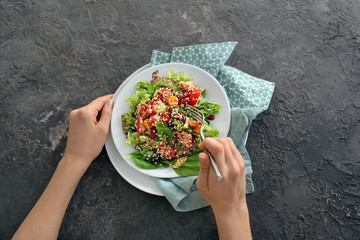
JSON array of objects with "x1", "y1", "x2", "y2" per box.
[
  {"x1": 196, "y1": 152, "x2": 211, "y2": 191},
  {"x1": 98, "y1": 99, "x2": 114, "y2": 129}
]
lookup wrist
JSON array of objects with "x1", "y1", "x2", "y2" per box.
[
  {"x1": 212, "y1": 199, "x2": 249, "y2": 219},
  {"x1": 212, "y1": 200, "x2": 252, "y2": 240},
  {"x1": 59, "y1": 155, "x2": 90, "y2": 178}
]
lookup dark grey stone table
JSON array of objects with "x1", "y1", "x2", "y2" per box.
[{"x1": 1, "y1": 0, "x2": 359, "y2": 239}]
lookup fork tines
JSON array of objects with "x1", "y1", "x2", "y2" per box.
[{"x1": 186, "y1": 105, "x2": 203, "y2": 122}]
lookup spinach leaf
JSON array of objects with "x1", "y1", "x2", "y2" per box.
[
  {"x1": 128, "y1": 150, "x2": 164, "y2": 169},
  {"x1": 174, "y1": 148, "x2": 203, "y2": 176},
  {"x1": 156, "y1": 123, "x2": 173, "y2": 143}
]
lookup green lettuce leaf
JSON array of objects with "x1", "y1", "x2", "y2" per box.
[
  {"x1": 122, "y1": 112, "x2": 136, "y2": 135},
  {"x1": 124, "y1": 132, "x2": 140, "y2": 146},
  {"x1": 203, "y1": 121, "x2": 219, "y2": 137},
  {"x1": 167, "y1": 70, "x2": 192, "y2": 82},
  {"x1": 196, "y1": 98, "x2": 222, "y2": 118},
  {"x1": 136, "y1": 80, "x2": 157, "y2": 95},
  {"x1": 125, "y1": 89, "x2": 151, "y2": 107},
  {"x1": 201, "y1": 89, "x2": 208, "y2": 98}
]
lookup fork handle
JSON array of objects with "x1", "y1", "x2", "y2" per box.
[
  {"x1": 206, "y1": 150, "x2": 223, "y2": 181},
  {"x1": 199, "y1": 134, "x2": 223, "y2": 181}
]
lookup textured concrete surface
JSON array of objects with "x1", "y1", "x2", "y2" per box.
[{"x1": 1, "y1": 0, "x2": 360, "y2": 239}]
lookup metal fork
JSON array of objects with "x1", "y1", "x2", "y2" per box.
[{"x1": 186, "y1": 105, "x2": 223, "y2": 181}]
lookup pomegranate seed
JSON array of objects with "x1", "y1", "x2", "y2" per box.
[
  {"x1": 168, "y1": 106, "x2": 173, "y2": 114},
  {"x1": 179, "y1": 97, "x2": 189, "y2": 105},
  {"x1": 173, "y1": 135, "x2": 178, "y2": 142},
  {"x1": 207, "y1": 115, "x2": 215, "y2": 120}
]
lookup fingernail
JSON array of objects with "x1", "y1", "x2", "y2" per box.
[
  {"x1": 107, "y1": 99, "x2": 114, "y2": 109},
  {"x1": 198, "y1": 154, "x2": 206, "y2": 160}
]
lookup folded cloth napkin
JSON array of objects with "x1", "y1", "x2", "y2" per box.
[{"x1": 151, "y1": 42, "x2": 275, "y2": 212}]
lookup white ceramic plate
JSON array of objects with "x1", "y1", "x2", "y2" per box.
[
  {"x1": 111, "y1": 63, "x2": 231, "y2": 178},
  {"x1": 105, "y1": 64, "x2": 164, "y2": 196},
  {"x1": 106, "y1": 129, "x2": 164, "y2": 196}
]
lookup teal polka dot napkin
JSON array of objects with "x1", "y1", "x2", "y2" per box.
[{"x1": 151, "y1": 42, "x2": 275, "y2": 212}]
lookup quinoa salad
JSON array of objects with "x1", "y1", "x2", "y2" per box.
[{"x1": 121, "y1": 70, "x2": 221, "y2": 176}]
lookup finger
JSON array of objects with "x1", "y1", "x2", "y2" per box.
[
  {"x1": 218, "y1": 138, "x2": 243, "y2": 181},
  {"x1": 225, "y1": 137, "x2": 238, "y2": 156},
  {"x1": 87, "y1": 94, "x2": 114, "y2": 112},
  {"x1": 98, "y1": 99, "x2": 114, "y2": 131},
  {"x1": 196, "y1": 152, "x2": 210, "y2": 192},
  {"x1": 198, "y1": 139, "x2": 206, "y2": 150},
  {"x1": 225, "y1": 137, "x2": 245, "y2": 168},
  {"x1": 215, "y1": 138, "x2": 234, "y2": 164},
  {"x1": 198, "y1": 138, "x2": 225, "y2": 169}
]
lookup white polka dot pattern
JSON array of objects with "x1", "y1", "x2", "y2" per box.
[
  {"x1": 217, "y1": 66, "x2": 275, "y2": 109},
  {"x1": 151, "y1": 43, "x2": 275, "y2": 111},
  {"x1": 170, "y1": 42, "x2": 237, "y2": 77}
]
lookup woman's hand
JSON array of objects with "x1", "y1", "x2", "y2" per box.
[
  {"x1": 197, "y1": 137, "x2": 247, "y2": 212},
  {"x1": 196, "y1": 137, "x2": 252, "y2": 240},
  {"x1": 63, "y1": 94, "x2": 114, "y2": 170},
  {"x1": 13, "y1": 95, "x2": 115, "y2": 240}
]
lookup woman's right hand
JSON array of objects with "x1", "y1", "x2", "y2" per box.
[
  {"x1": 196, "y1": 137, "x2": 247, "y2": 212},
  {"x1": 196, "y1": 137, "x2": 252, "y2": 240}
]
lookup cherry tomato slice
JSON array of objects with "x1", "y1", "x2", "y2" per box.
[
  {"x1": 157, "y1": 145, "x2": 176, "y2": 159},
  {"x1": 150, "y1": 112, "x2": 170, "y2": 126},
  {"x1": 179, "y1": 82, "x2": 197, "y2": 92},
  {"x1": 137, "y1": 104, "x2": 148, "y2": 119},
  {"x1": 189, "y1": 89, "x2": 202, "y2": 106},
  {"x1": 188, "y1": 119, "x2": 199, "y2": 127},
  {"x1": 168, "y1": 96, "x2": 179, "y2": 106},
  {"x1": 160, "y1": 112, "x2": 170, "y2": 123},
  {"x1": 135, "y1": 117, "x2": 146, "y2": 133},
  {"x1": 147, "y1": 97, "x2": 162, "y2": 114},
  {"x1": 143, "y1": 118, "x2": 152, "y2": 128},
  {"x1": 178, "y1": 131, "x2": 193, "y2": 148},
  {"x1": 193, "y1": 125, "x2": 202, "y2": 133},
  {"x1": 159, "y1": 87, "x2": 173, "y2": 102}
]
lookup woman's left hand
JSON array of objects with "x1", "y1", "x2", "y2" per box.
[{"x1": 63, "y1": 94, "x2": 114, "y2": 170}]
